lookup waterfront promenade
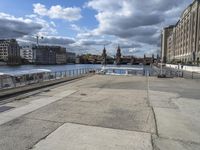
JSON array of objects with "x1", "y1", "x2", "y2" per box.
[{"x1": 0, "y1": 75, "x2": 200, "y2": 149}]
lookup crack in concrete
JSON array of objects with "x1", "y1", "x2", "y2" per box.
[{"x1": 146, "y1": 75, "x2": 159, "y2": 150}]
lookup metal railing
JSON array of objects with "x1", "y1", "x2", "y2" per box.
[
  {"x1": 151, "y1": 65, "x2": 200, "y2": 79},
  {"x1": 0, "y1": 68, "x2": 98, "y2": 90}
]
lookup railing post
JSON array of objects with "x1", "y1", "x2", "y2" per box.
[
  {"x1": 13, "y1": 77, "x2": 16, "y2": 87},
  {"x1": 192, "y1": 72, "x2": 194, "y2": 79},
  {"x1": 0, "y1": 77, "x2": 3, "y2": 89}
]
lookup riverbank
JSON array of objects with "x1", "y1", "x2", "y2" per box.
[{"x1": 0, "y1": 75, "x2": 200, "y2": 149}]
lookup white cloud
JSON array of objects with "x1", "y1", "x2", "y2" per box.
[
  {"x1": 19, "y1": 35, "x2": 75, "y2": 46},
  {"x1": 83, "y1": 0, "x2": 192, "y2": 56},
  {"x1": 0, "y1": 12, "x2": 42, "y2": 39},
  {"x1": 33, "y1": 3, "x2": 82, "y2": 21}
]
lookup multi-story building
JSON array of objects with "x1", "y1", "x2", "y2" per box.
[
  {"x1": 56, "y1": 47, "x2": 67, "y2": 64},
  {"x1": 162, "y1": 0, "x2": 200, "y2": 64},
  {"x1": 33, "y1": 45, "x2": 67, "y2": 65},
  {"x1": 33, "y1": 46, "x2": 56, "y2": 65},
  {"x1": 167, "y1": 31, "x2": 175, "y2": 62},
  {"x1": 161, "y1": 25, "x2": 174, "y2": 63},
  {"x1": 20, "y1": 45, "x2": 36, "y2": 63},
  {"x1": 0, "y1": 39, "x2": 21, "y2": 65},
  {"x1": 66, "y1": 52, "x2": 76, "y2": 64}
]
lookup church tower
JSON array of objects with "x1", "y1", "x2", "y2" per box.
[
  {"x1": 116, "y1": 45, "x2": 121, "y2": 65},
  {"x1": 102, "y1": 46, "x2": 107, "y2": 65}
]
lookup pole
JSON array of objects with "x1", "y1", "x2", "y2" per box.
[{"x1": 161, "y1": 60, "x2": 163, "y2": 75}]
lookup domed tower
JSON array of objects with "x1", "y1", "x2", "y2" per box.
[
  {"x1": 102, "y1": 46, "x2": 107, "y2": 65},
  {"x1": 116, "y1": 45, "x2": 121, "y2": 65}
]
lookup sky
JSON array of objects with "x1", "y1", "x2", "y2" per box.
[{"x1": 0, "y1": 0, "x2": 193, "y2": 56}]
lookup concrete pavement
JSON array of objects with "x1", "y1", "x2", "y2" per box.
[{"x1": 0, "y1": 75, "x2": 199, "y2": 150}]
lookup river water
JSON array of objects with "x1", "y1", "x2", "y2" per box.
[
  {"x1": 0, "y1": 64, "x2": 148, "y2": 75},
  {"x1": 0, "y1": 64, "x2": 102, "y2": 74}
]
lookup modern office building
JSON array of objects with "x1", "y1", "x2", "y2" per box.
[
  {"x1": 162, "y1": 0, "x2": 200, "y2": 64},
  {"x1": 0, "y1": 39, "x2": 21, "y2": 65}
]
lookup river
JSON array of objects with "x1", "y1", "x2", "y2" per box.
[{"x1": 0, "y1": 64, "x2": 102, "y2": 74}]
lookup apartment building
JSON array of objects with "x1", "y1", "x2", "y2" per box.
[
  {"x1": 20, "y1": 45, "x2": 36, "y2": 63},
  {"x1": 0, "y1": 39, "x2": 21, "y2": 65}
]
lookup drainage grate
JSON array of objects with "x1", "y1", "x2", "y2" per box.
[{"x1": 0, "y1": 106, "x2": 15, "y2": 113}]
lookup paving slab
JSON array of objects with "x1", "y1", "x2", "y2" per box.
[
  {"x1": 153, "y1": 137, "x2": 200, "y2": 150},
  {"x1": 0, "y1": 90, "x2": 76, "y2": 125},
  {"x1": 148, "y1": 77, "x2": 200, "y2": 146},
  {"x1": 26, "y1": 89, "x2": 155, "y2": 133},
  {"x1": 154, "y1": 105, "x2": 200, "y2": 144},
  {"x1": 32, "y1": 123, "x2": 152, "y2": 150},
  {"x1": 0, "y1": 117, "x2": 62, "y2": 150}
]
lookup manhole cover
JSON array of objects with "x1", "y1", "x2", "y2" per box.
[{"x1": 0, "y1": 106, "x2": 15, "y2": 113}]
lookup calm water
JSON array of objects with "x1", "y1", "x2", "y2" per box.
[
  {"x1": 0, "y1": 64, "x2": 147, "y2": 75},
  {"x1": 0, "y1": 64, "x2": 102, "y2": 73}
]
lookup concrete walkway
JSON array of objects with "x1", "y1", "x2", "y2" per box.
[{"x1": 0, "y1": 75, "x2": 200, "y2": 150}]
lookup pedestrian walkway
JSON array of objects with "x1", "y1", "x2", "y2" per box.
[{"x1": 0, "y1": 75, "x2": 200, "y2": 150}]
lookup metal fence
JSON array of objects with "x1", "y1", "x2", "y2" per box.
[
  {"x1": 0, "y1": 68, "x2": 98, "y2": 90},
  {"x1": 151, "y1": 65, "x2": 200, "y2": 79}
]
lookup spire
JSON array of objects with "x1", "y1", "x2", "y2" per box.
[
  {"x1": 103, "y1": 45, "x2": 106, "y2": 51},
  {"x1": 102, "y1": 45, "x2": 107, "y2": 65},
  {"x1": 116, "y1": 44, "x2": 121, "y2": 65}
]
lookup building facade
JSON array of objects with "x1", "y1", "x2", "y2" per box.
[
  {"x1": 33, "y1": 46, "x2": 68, "y2": 65},
  {"x1": 56, "y1": 47, "x2": 67, "y2": 64},
  {"x1": 20, "y1": 45, "x2": 36, "y2": 63},
  {"x1": 162, "y1": 0, "x2": 200, "y2": 64},
  {"x1": 33, "y1": 46, "x2": 56, "y2": 65},
  {"x1": 0, "y1": 39, "x2": 21, "y2": 65},
  {"x1": 66, "y1": 52, "x2": 76, "y2": 64},
  {"x1": 161, "y1": 26, "x2": 174, "y2": 63}
]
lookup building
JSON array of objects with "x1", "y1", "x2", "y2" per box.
[
  {"x1": 20, "y1": 45, "x2": 36, "y2": 63},
  {"x1": 161, "y1": 25, "x2": 174, "y2": 63},
  {"x1": 166, "y1": 32, "x2": 174, "y2": 62},
  {"x1": 56, "y1": 47, "x2": 67, "y2": 64},
  {"x1": 116, "y1": 45, "x2": 122, "y2": 65},
  {"x1": 33, "y1": 46, "x2": 56, "y2": 65},
  {"x1": 162, "y1": 0, "x2": 200, "y2": 64},
  {"x1": 102, "y1": 46, "x2": 107, "y2": 65},
  {"x1": 33, "y1": 45, "x2": 68, "y2": 65},
  {"x1": 66, "y1": 52, "x2": 76, "y2": 64},
  {"x1": 0, "y1": 39, "x2": 21, "y2": 65}
]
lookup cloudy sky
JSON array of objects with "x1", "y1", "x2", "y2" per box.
[{"x1": 0, "y1": 0, "x2": 192, "y2": 56}]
